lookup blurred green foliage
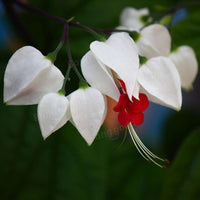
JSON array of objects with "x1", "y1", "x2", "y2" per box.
[
  {"x1": 162, "y1": 128, "x2": 200, "y2": 200},
  {"x1": 0, "y1": 0, "x2": 200, "y2": 199}
]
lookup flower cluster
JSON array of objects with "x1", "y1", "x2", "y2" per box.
[{"x1": 3, "y1": 6, "x2": 198, "y2": 167}]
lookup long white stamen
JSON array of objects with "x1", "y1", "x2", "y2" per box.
[
  {"x1": 127, "y1": 123, "x2": 168, "y2": 169},
  {"x1": 133, "y1": 128, "x2": 165, "y2": 162},
  {"x1": 129, "y1": 129, "x2": 149, "y2": 161}
]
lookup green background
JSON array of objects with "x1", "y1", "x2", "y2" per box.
[{"x1": 0, "y1": 0, "x2": 200, "y2": 199}]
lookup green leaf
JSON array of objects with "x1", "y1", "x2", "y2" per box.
[{"x1": 161, "y1": 128, "x2": 200, "y2": 200}]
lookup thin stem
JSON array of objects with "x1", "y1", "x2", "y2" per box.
[
  {"x1": 9, "y1": 0, "x2": 200, "y2": 37},
  {"x1": 65, "y1": 23, "x2": 85, "y2": 81},
  {"x1": 69, "y1": 21, "x2": 106, "y2": 40},
  {"x1": 10, "y1": 0, "x2": 66, "y2": 24},
  {"x1": 45, "y1": 25, "x2": 68, "y2": 62},
  {"x1": 60, "y1": 65, "x2": 71, "y2": 94},
  {"x1": 9, "y1": 0, "x2": 132, "y2": 36}
]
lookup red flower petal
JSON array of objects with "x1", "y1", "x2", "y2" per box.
[
  {"x1": 118, "y1": 110, "x2": 130, "y2": 127},
  {"x1": 113, "y1": 93, "x2": 129, "y2": 112},
  {"x1": 113, "y1": 88, "x2": 149, "y2": 127},
  {"x1": 129, "y1": 112, "x2": 144, "y2": 125},
  {"x1": 127, "y1": 93, "x2": 149, "y2": 113}
]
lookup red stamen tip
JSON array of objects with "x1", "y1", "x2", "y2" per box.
[
  {"x1": 164, "y1": 159, "x2": 170, "y2": 164},
  {"x1": 148, "y1": 159, "x2": 151, "y2": 164},
  {"x1": 163, "y1": 166, "x2": 167, "y2": 170}
]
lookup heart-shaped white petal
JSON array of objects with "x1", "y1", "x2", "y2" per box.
[
  {"x1": 4, "y1": 46, "x2": 50, "y2": 102},
  {"x1": 169, "y1": 46, "x2": 198, "y2": 90},
  {"x1": 90, "y1": 32, "x2": 139, "y2": 100},
  {"x1": 5, "y1": 65, "x2": 64, "y2": 105},
  {"x1": 138, "y1": 57, "x2": 182, "y2": 110},
  {"x1": 137, "y1": 24, "x2": 171, "y2": 59},
  {"x1": 70, "y1": 87, "x2": 106, "y2": 145},
  {"x1": 38, "y1": 93, "x2": 70, "y2": 139},
  {"x1": 4, "y1": 46, "x2": 64, "y2": 105},
  {"x1": 120, "y1": 7, "x2": 149, "y2": 31},
  {"x1": 81, "y1": 51, "x2": 120, "y2": 101}
]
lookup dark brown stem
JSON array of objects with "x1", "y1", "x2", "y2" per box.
[
  {"x1": 10, "y1": 0, "x2": 66, "y2": 24},
  {"x1": 65, "y1": 23, "x2": 84, "y2": 81},
  {"x1": 7, "y1": 0, "x2": 200, "y2": 37}
]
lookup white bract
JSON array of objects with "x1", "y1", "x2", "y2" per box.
[
  {"x1": 69, "y1": 87, "x2": 106, "y2": 145},
  {"x1": 138, "y1": 57, "x2": 182, "y2": 110},
  {"x1": 123, "y1": 22, "x2": 198, "y2": 91},
  {"x1": 81, "y1": 51, "x2": 120, "y2": 102},
  {"x1": 169, "y1": 46, "x2": 198, "y2": 90},
  {"x1": 38, "y1": 93, "x2": 71, "y2": 139},
  {"x1": 136, "y1": 24, "x2": 171, "y2": 59},
  {"x1": 90, "y1": 32, "x2": 140, "y2": 100},
  {"x1": 120, "y1": 7, "x2": 149, "y2": 31},
  {"x1": 38, "y1": 87, "x2": 106, "y2": 145},
  {"x1": 4, "y1": 46, "x2": 64, "y2": 105}
]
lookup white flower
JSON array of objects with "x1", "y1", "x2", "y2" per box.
[
  {"x1": 4, "y1": 46, "x2": 64, "y2": 105},
  {"x1": 89, "y1": 32, "x2": 140, "y2": 100},
  {"x1": 169, "y1": 46, "x2": 198, "y2": 90},
  {"x1": 81, "y1": 40, "x2": 182, "y2": 168},
  {"x1": 119, "y1": 7, "x2": 149, "y2": 31},
  {"x1": 38, "y1": 87, "x2": 107, "y2": 145},
  {"x1": 136, "y1": 24, "x2": 171, "y2": 59}
]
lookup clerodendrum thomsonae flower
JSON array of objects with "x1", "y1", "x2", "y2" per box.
[
  {"x1": 81, "y1": 32, "x2": 182, "y2": 168},
  {"x1": 3, "y1": 3, "x2": 199, "y2": 169},
  {"x1": 82, "y1": 32, "x2": 182, "y2": 110}
]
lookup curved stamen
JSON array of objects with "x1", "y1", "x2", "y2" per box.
[{"x1": 127, "y1": 123, "x2": 169, "y2": 169}]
